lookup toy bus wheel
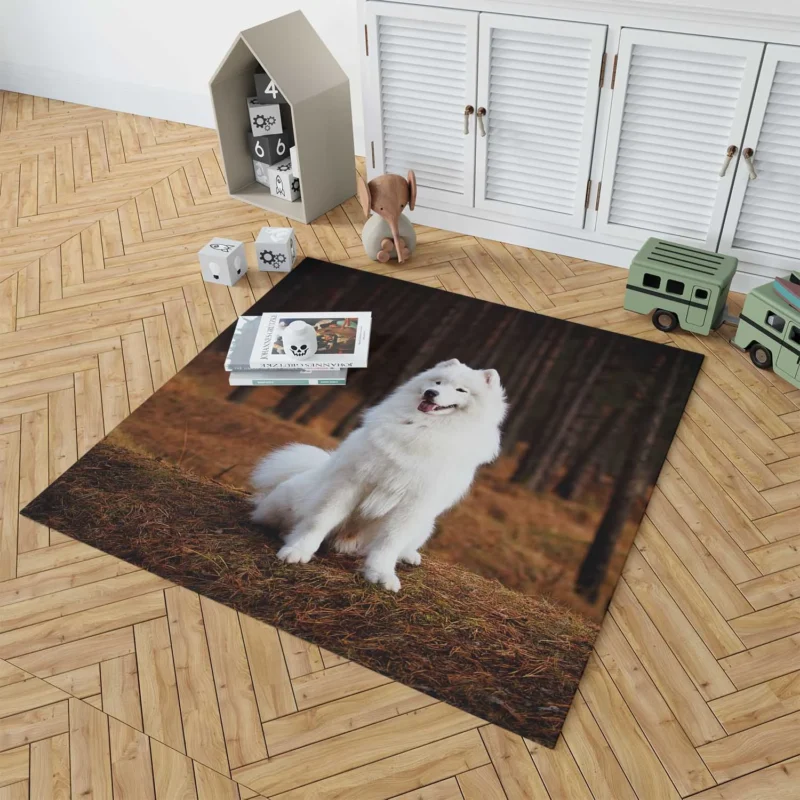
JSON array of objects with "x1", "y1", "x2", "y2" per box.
[
  {"x1": 652, "y1": 309, "x2": 679, "y2": 332},
  {"x1": 750, "y1": 344, "x2": 772, "y2": 370}
]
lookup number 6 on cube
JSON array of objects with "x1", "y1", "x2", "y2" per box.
[{"x1": 248, "y1": 129, "x2": 295, "y2": 167}]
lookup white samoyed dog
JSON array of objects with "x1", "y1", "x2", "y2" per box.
[{"x1": 250, "y1": 359, "x2": 507, "y2": 592}]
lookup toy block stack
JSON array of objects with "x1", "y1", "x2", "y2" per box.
[{"x1": 248, "y1": 68, "x2": 300, "y2": 202}]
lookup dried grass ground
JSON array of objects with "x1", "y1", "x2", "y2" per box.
[
  {"x1": 23, "y1": 440, "x2": 598, "y2": 748},
  {"x1": 1, "y1": 92, "x2": 800, "y2": 799}
]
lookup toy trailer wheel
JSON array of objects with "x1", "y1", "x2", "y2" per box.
[
  {"x1": 750, "y1": 344, "x2": 773, "y2": 370},
  {"x1": 652, "y1": 309, "x2": 679, "y2": 332}
]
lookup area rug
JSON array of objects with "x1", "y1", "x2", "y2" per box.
[{"x1": 22, "y1": 258, "x2": 703, "y2": 747}]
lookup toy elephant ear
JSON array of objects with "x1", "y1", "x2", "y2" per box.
[
  {"x1": 356, "y1": 172, "x2": 372, "y2": 218},
  {"x1": 407, "y1": 170, "x2": 417, "y2": 211}
]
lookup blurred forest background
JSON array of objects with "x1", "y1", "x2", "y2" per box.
[{"x1": 114, "y1": 260, "x2": 701, "y2": 620}]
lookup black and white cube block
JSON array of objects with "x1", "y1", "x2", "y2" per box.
[
  {"x1": 268, "y1": 158, "x2": 300, "y2": 201},
  {"x1": 248, "y1": 129, "x2": 294, "y2": 166},
  {"x1": 255, "y1": 226, "x2": 297, "y2": 273},
  {"x1": 198, "y1": 237, "x2": 246, "y2": 286},
  {"x1": 289, "y1": 145, "x2": 300, "y2": 179},
  {"x1": 253, "y1": 160, "x2": 270, "y2": 189},
  {"x1": 254, "y1": 71, "x2": 287, "y2": 105},
  {"x1": 247, "y1": 97, "x2": 291, "y2": 137}
]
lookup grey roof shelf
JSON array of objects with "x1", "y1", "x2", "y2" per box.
[{"x1": 210, "y1": 11, "x2": 356, "y2": 223}]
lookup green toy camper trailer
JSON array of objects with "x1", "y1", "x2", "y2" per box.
[
  {"x1": 624, "y1": 238, "x2": 800, "y2": 391},
  {"x1": 733, "y1": 275, "x2": 800, "y2": 382},
  {"x1": 624, "y1": 238, "x2": 738, "y2": 335}
]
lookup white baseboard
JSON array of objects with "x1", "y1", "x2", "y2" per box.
[
  {"x1": 0, "y1": 62, "x2": 216, "y2": 128},
  {"x1": 0, "y1": 61, "x2": 366, "y2": 156},
  {"x1": 409, "y1": 205, "x2": 774, "y2": 296}
]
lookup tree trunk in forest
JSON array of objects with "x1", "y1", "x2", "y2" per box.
[
  {"x1": 574, "y1": 355, "x2": 678, "y2": 602},
  {"x1": 574, "y1": 426, "x2": 643, "y2": 602},
  {"x1": 298, "y1": 388, "x2": 340, "y2": 425},
  {"x1": 554, "y1": 407, "x2": 621, "y2": 501},
  {"x1": 508, "y1": 327, "x2": 573, "y2": 478},
  {"x1": 525, "y1": 340, "x2": 612, "y2": 493},
  {"x1": 499, "y1": 322, "x2": 558, "y2": 455},
  {"x1": 227, "y1": 386, "x2": 254, "y2": 404},
  {"x1": 274, "y1": 386, "x2": 310, "y2": 419}
]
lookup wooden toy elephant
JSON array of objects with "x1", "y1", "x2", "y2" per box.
[{"x1": 356, "y1": 170, "x2": 417, "y2": 263}]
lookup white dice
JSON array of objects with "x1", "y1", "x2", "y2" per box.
[
  {"x1": 198, "y1": 238, "x2": 246, "y2": 286},
  {"x1": 253, "y1": 160, "x2": 270, "y2": 188},
  {"x1": 247, "y1": 97, "x2": 291, "y2": 137},
  {"x1": 255, "y1": 227, "x2": 297, "y2": 273},
  {"x1": 268, "y1": 158, "x2": 300, "y2": 201}
]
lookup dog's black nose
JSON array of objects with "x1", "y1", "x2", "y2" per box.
[{"x1": 423, "y1": 389, "x2": 439, "y2": 401}]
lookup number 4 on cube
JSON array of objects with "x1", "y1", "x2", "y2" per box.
[{"x1": 254, "y1": 72, "x2": 287, "y2": 104}]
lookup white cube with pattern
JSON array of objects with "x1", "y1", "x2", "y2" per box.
[
  {"x1": 255, "y1": 226, "x2": 297, "y2": 273},
  {"x1": 267, "y1": 158, "x2": 300, "y2": 201},
  {"x1": 198, "y1": 238, "x2": 246, "y2": 286},
  {"x1": 247, "y1": 97, "x2": 291, "y2": 137}
]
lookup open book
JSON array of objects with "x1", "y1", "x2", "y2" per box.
[{"x1": 249, "y1": 312, "x2": 371, "y2": 370}]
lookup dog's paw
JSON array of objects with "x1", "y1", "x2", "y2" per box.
[
  {"x1": 400, "y1": 550, "x2": 421, "y2": 566},
  {"x1": 277, "y1": 544, "x2": 313, "y2": 564},
  {"x1": 363, "y1": 567, "x2": 401, "y2": 593}
]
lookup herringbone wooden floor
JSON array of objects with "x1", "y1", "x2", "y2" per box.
[{"x1": 1, "y1": 92, "x2": 799, "y2": 799}]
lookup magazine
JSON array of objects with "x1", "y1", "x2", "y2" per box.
[
  {"x1": 249, "y1": 312, "x2": 371, "y2": 370},
  {"x1": 229, "y1": 368, "x2": 347, "y2": 386},
  {"x1": 224, "y1": 316, "x2": 262, "y2": 372}
]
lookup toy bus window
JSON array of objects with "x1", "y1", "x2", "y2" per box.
[
  {"x1": 766, "y1": 311, "x2": 786, "y2": 333},
  {"x1": 666, "y1": 279, "x2": 685, "y2": 295},
  {"x1": 643, "y1": 273, "x2": 660, "y2": 289},
  {"x1": 696, "y1": 289, "x2": 709, "y2": 300},
  {"x1": 790, "y1": 327, "x2": 800, "y2": 346}
]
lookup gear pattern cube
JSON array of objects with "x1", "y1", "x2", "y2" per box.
[
  {"x1": 247, "y1": 97, "x2": 291, "y2": 137},
  {"x1": 267, "y1": 158, "x2": 300, "y2": 201},
  {"x1": 198, "y1": 238, "x2": 247, "y2": 286},
  {"x1": 255, "y1": 226, "x2": 297, "y2": 273}
]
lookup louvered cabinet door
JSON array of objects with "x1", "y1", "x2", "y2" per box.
[
  {"x1": 595, "y1": 29, "x2": 764, "y2": 248},
  {"x1": 474, "y1": 15, "x2": 607, "y2": 227},
  {"x1": 364, "y1": 1, "x2": 478, "y2": 207},
  {"x1": 719, "y1": 45, "x2": 800, "y2": 271}
]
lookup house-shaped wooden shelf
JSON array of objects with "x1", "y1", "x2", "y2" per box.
[{"x1": 210, "y1": 11, "x2": 355, "y2": 223}]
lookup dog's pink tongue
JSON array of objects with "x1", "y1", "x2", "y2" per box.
[{"x1": 418, "y1": 400, "x2": 436, "y2": 413}]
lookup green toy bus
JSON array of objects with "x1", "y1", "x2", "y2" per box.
[
  {"x1": 734, "y1": 279, "x2": 800, "y2": 383},
  {"x1": 624, "y1": 238, "x2": 800, "y2": 390},
  {"x1": 623, "y1": 238, "x2": 738, "y2": 335}
]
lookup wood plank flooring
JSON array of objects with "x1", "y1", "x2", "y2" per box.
[{"x1": 1, "y1": 92, "x2": 799, "y2": 799}]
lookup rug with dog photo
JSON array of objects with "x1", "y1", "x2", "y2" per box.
[{"x1": 22, "y1": 258, "x2": 703, "y2": 748}]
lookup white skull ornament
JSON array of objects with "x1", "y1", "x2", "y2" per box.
[{"x1": 280, "y1": 320, "x2": 318, "y2": 359}]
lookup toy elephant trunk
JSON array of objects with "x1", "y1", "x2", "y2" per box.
[{"x1": 357, "y1": 170, "x2": 418, "y2": 264}]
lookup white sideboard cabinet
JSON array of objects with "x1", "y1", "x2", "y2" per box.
[{"x1": 359, "y1": 0, "x2": 800, "y2": 290}]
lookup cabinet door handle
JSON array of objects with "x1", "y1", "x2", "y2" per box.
[
  {"x1": 743, "y1": 147, "x2": 758, "y2": 180},
  {"x1": 719, "y1": 144, "x2": 737, "y2": 177},
  {"x1": 476, "y1": 107, "x2": 486, "y2": 137},
  {"x1": 464, "y1": 105, "x2": 474, "y2": 135}
]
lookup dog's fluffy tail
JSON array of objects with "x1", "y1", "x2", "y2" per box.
[{"x1": 251, "y1": 443, "x2": 330, "y2": 493}]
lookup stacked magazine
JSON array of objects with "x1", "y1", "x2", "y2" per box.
[{"x1": 225, "y1": 312, "x2": 371, "y2": 386}]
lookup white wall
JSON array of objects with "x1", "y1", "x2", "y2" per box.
[{"x1": 0, "y1": 0, "x2": 365, "y2": 154}]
